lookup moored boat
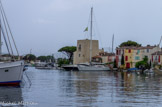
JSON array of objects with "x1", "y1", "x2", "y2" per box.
[
  {"x1": 0, "y1": 1, "x2": 25, "y2": 86},
  {"x1": 154, "y1": 68, "x2": 162, "y2": 75},
  {"x1": 78, "y1": 63, "x2": 110, "y2": 71},
  {"x1": 35, "y1": 62, "x2": 55, "y2": 70},
  {"x1": 62, "y1": 65, "x2": 78, "y2": 71},
  {"x1": 0, "y1": 61, "x2": 24, "y2": 85},
  {"x1": 77, "y1": 7, "x2": 110, "y2": 71}
]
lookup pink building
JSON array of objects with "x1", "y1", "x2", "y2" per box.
[
  {"x1": 152, "y1": 51, "x2": 162, "y2": 65},
  {"x1": 92, "y1": 52, "x2": 115, "y2": 63}
]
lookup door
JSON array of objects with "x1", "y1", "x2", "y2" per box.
[{"x1": 126, "y1": 63, "x2": 130, "y2": 68}]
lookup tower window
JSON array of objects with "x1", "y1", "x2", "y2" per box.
[{"x1": 78, "y1": 44, "x2": 81, "y2": 51}]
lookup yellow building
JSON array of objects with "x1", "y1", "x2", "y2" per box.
[
  {"x1": 122, "y1": 46, "x2": 160, "y2": 68},
  {"x1": 124, "y1": 48, "x2": 134, "y2": 68},
  {"x1": 132, "y1": 48, "x2": 143, "y2": 67},
  {"x1": 116, "y1": 45, "x2": 160, "y2": 69}
]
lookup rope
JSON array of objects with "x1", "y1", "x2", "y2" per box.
[
  {"x1": 0, "y1": 19, "x2": 11, "y2": 55},
  {"x1": 24, "y1": 71, "x2": 32, "y2": 87},
  {"x1": 93, "y1": 12, "x2": 103, "y2": 48},
  {"x1": 0, "y1": 5, "x2": 14, "y2": 57},
  {"x1": 0, "y1": 0, "x2": 19, "y2": 57}
]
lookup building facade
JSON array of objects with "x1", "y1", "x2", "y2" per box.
[
  {"x1": 116, "y1": 47, "x2": 125, "y2": 67},
  {"x1": 124, "y1": 48, "x2": 135, "y2": 68},
  {"x1": 152, "y1": 51, "x2": 162, "y2": 65},
  {"x1": 92, "y1": 52, "x2": 115, "y2": 63},
  {"x1": 140, "y1": 45, "x2": 160, "y2": 63},
  {"x1": 116, "y1": 45, "x2": 160, "y2": 68},
  {"x1": 73, "y1": 39, "x2": 99, "y2": 64},
  {"x1": 132, "y1": 48, "x2": 143, "y2": 67}
]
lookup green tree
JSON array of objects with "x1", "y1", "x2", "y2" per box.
[
  {"x1": 57, "y1": 58, "x2": 69, "y2": 67},
  {"x1": 135, "y1": 56, "x2": 150, "y2": 69},
  {"x1": 58, "y1": 46, "x2": 76, "y2": 64},
  {"x1": 23, "y1": 54, "x2": 36, "y2": 61},
  {"x1": 119, "y1": 40, "x2": 141, "y2": 47},
  {"x1": 149, "y1": 60, "x2": 152, "y2": 68},
  {"x1": 37, "y1": 56, "x2": 47, "y2": 62},
  {"x1": 46, "y1": 55, "x2": 55, "y2": 62}
]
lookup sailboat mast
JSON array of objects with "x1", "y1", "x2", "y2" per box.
[
  {"x1": 90, "y1": 7, "x2": 93, "y2": 63},
  {"x1": 112, "y1": 34, "x2": 114, "y2": 53}
]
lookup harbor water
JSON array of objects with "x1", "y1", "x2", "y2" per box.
[{"x1": 0, "y1": 67, "x2": 162, "y2": 107}]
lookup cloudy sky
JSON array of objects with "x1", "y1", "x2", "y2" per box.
[{"x1": 1, "y1": 0, "x2": 162, "y2": 56}]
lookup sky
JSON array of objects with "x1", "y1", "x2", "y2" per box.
[{"x1": 1, "y1": 0, "x2": 162, "y2": 56}]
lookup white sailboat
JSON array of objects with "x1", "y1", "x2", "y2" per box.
[
  {"x1": 0, "y1": 1, "x2": 24, "y2": 86},
  {"x1": 77, "y1": 7, "x2": 110, "y2": 71}
]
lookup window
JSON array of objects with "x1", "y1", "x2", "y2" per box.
[
  {"x1": 129, "y1": 49, "x2": 131, "y2": 53},
  {"x1": 79, "y1": 54, "x2": 80, "y2": 57},
  {"x1": 119, "y1": 50, "x2": 121, "y2": 55},
  {"x1": 137, "y1": 50, "x2": 140, "y2": 54},
  {"x1": 116, "y1": 50, "x2": 118, "y2": 55},
  {"x1": 135, "y1": 56, "x2": 140, "y2": 60},
  {"x1": 147, "y1": 49, "x2": 149, "y2": 53},
  {"x1": 78, "y1": 44, "x2": 81, "y2": 51},
  {"x1": 155, "y1": 56, "x2": 157, "y2": 60},
  {"x1": 125, "y1": 56, "x2": 128, "y2": 61},
  {"x1": 5, "y1": 70, "x2": 9, "y2": 72}
]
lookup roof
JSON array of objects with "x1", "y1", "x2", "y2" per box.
[
  {"x1": 140, "y1": 45, "x2": 157, "y2": 49},
  {"x1": 116, "y1": 46, "x2": 139, "y2": 50},
  {"x1": 99, "y1": 52, "x2": 115, "y2": 56},
  {"x1": 152, "y1": 51, "x2": 162, "y2": 55},
  {"x1": 116, "y1": 45, "x2": 157, "y2": 50},
  {"x1": 92, "y1": 55, "x2": 101, "y2": 58}
]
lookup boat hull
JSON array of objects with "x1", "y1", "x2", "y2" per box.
[
  {"x1": 62, "y1": 65, "x2": 79, "y2": 71},
  {"x1": 154, "y1": 69, "x2": 162, "y2": 75},
  {"x1": 0, "y1": 61, "x2": 24, "y2": 86},
  {"x1": 78, "y1": 64, "x2": 110, "y2": 71},
  {"x1": 35, "y1": 66, "x2": 54, "y2": 70}
]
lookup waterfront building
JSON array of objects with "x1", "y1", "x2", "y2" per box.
[
  {"x1": 152, "y1": 51, "x2": 162, "y2": 65},
  {"x1": 116, "y1": 47, "x2": 125, "y2": 67},
  {"x1": 73, "y1": 39, "x2": 99, "y2": 64},
  {"x1": 116, "y1": 46, "x2": 137, "y2": 68},
  {"x1": 116, "y1": 45, "x2": 160, "y2": 68},
  {"x1": 124, "y1": 47, "x2": 136, "y2": 68},
  {"x1": 132, "y1": 47, "x2": 143, "y2": 67},
  {"x1": 92, "y1": 55, "x2": 102, "y2": 63},
  {"x1": 140, "y1": 45, "x2": 160, "y2": 63},
  {"x1": 107, "y1": 53, "x2": 115, "y2": 63},
  {"x1": 92, "y1": 52, "x2": 115, "y2": 63}
]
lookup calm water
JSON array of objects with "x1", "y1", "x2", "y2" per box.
[{"x1": 0, "y1": 67, "x2": 162, "y2": 107}]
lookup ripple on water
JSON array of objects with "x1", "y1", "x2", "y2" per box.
[{"x1": 1, "y1": 68, "x2": 162, "y2": 107}]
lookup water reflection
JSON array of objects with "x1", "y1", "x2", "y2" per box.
[
  {"x1": 4, "y1": 67, "x2": 162, "y2": 107},
  {"x1": 0, "y1": 87, "x2": 23, "y2": 106},
  {"x1": 57, "y1": 70, "x2": 162, "y2": 106},
  {"x1": 74, "y1": 72, "x2": 100, "y2": 105},
  {"x1": 115, "y1": 72, "x2": 162, "y2": 106}
]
